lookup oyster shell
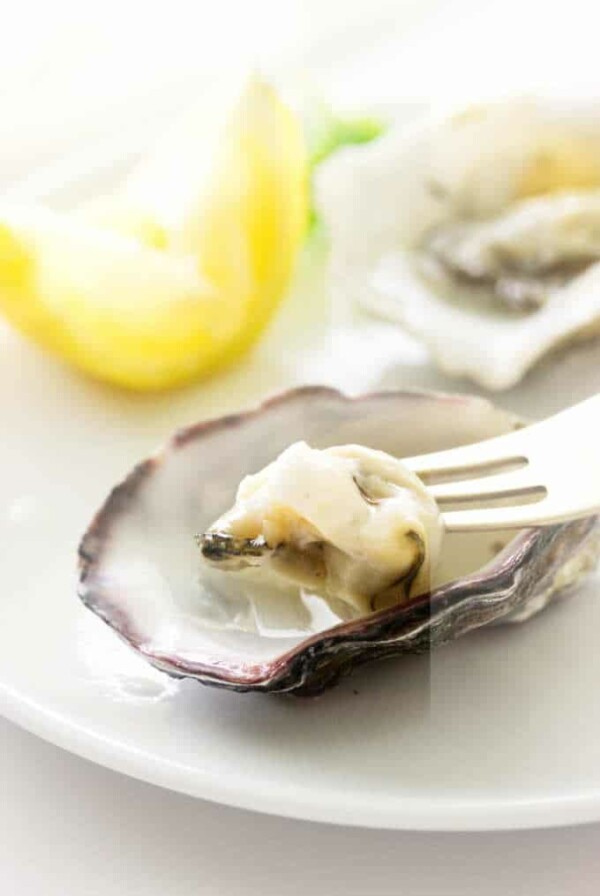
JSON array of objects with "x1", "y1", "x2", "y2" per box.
[
  {"x1": 78, "y1": 387, "x2": 599, "y2": 695},
  {"x1": 317, "y1": 97, "x2": 600, "y2": 390}
]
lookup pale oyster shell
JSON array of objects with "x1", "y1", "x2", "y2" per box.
[
  {"x1": 317, "y1": 97, "x2": 600, "y2": 390},
  {"x1": 78, "y1": 387, "x2": 599, "y2": 695}
]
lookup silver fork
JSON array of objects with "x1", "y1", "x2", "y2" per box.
[{"x1": 402, "y1": 394, "x2": 600, "y2": 532}]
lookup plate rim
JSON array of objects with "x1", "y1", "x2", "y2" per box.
[{"x1": 2, "y1": 680, "x2": 600, "y2": 832}]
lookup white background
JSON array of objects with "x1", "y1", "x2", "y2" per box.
[{"x1": 2, "y1": 0, "x2": 600, "y2": 892}]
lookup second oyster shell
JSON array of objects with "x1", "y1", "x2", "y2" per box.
[{"x1": 317, "y1": 97, "x2": 600, "y2": 390}]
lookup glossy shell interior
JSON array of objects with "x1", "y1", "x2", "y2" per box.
[{"x1": 78, "y1": 387, "x2": 599, "y2": 695}]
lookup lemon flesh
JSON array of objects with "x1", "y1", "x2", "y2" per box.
[{"x1": 0, "y1": 78, "x2": 308, "y2": 390}]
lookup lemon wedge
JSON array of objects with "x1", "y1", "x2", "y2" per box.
[{"x1": 0, "y1": 77, "x2": 308, "y2": 390}]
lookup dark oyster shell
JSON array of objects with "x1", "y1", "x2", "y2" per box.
[{"x1": 78, "y1": 387, "x2": 599, "y2": 696}]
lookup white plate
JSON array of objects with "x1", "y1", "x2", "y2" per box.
[
  {"x1": 1, "y1": 2, "x2": 600, "y2": 832},
  {"x1": 1, "y1": 208, "x2": 600, "y2": 831}
]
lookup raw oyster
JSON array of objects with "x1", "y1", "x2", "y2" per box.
[
  {"x1": 78, "y1": 387, "x2": 599, "y2": 695},
  {"x1": 317, "y1": 97, "x2": 600, "y2": 389},
  {"x1": 198, "y1": 441, "x2": 442, "y2": 617},
  {"x1": 423, "y1": 191, "x2": 600, "y2": 312}
]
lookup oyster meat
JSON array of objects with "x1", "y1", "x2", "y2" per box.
[
  {"x1": 198, "y1": 441, "x2": 442, "y2": 617},
  {"x1": 317, "y1": 97, "x2": 600, "y2": 389},
  {"x1": 423, "y1": 191, "x2": 600, "y2": 312}
]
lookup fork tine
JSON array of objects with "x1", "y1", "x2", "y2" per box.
[
  {"x1": 430, "y1": 468, "x2": 545, "y2": 505},
  {"x1": 402, "y1": 430, "x2": 527, "y2": 481},
  {"x1": 442, "y1": 503, "x2": 546, "y2": 532},
  {"x1": 441, "y1": 498, "x2": 589, "y2": 532}
]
